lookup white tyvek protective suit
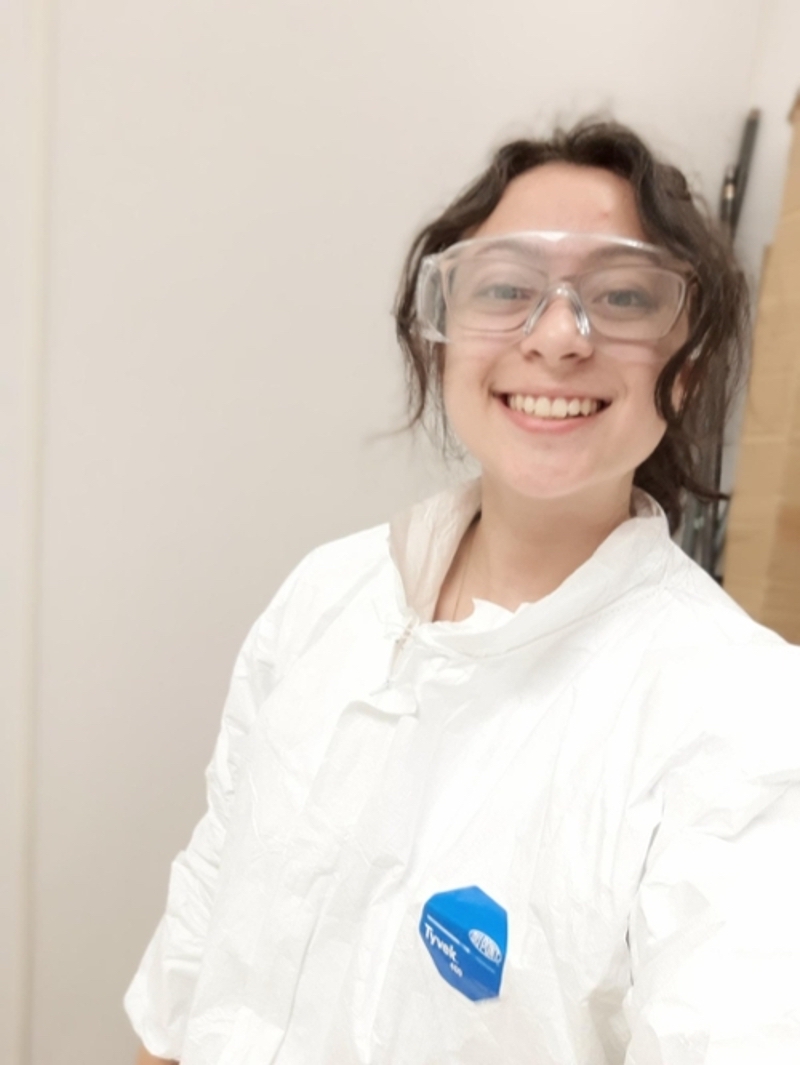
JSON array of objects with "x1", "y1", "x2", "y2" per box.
[{"x1": 126, "y1": 480, "x2": 800, "y2": 1064}]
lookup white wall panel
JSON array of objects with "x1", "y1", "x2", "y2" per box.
[
  {"x1": 0, "y1": 2, "x2": 51, "y2": 1062},
  {"x1": 738, "y1": 0, "x2": 800, "y2": 275}
]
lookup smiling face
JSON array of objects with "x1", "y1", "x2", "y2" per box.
[{"x1": 441, "y1": 162, "x2": 688, "y2": 513}]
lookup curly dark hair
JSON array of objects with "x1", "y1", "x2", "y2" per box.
[{"x1": 393, "y1": 119, "x2": 749, "y2": 533}]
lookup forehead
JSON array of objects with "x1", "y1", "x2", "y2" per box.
[{"x1": 474, "y1": 162, "x2": 647, "y2": 243}]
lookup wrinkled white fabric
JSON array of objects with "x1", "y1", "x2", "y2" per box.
[{"x1": 125, "y1": 480, "x2": 800, "y2": 1065}]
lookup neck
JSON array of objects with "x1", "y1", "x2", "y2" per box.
[{"x1": 464, "y1": 476, "x2": 634, "y2": 614}]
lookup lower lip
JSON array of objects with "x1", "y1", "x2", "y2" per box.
[{"x1": 496, "y1": 395, "x2": 608, "y2": 434}]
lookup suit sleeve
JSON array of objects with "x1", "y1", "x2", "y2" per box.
[
  {"x1": 123, "y1": 557, "x2": 312, "y2": 1060},
  {"x1": 625, "y1": 644, "x2": 800, "y2": 1065}
]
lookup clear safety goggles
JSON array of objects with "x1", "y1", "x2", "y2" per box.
[{"x1": 415, "y1": 231, "x2": 692, "y2": 348}]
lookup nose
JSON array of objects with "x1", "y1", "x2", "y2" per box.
[{"x1": 518, "y1": 284, "x2": 594, "y2": 364}]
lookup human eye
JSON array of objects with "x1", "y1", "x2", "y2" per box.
[
  {"x1": 476, "y1": 281, "x2": 531, "y2": 302},
  {"x1": 450, "y1": 261, "x2": 536, "y2": 307},
  {"x1": 585, "y1": 267, "x2": 665, "y2": 319},
  {"x1": 445, "y1": 259, "x2": 540, "y2": 333},
  {"x1": 601, "y1": 286, "x2": 658, "y2": 312}
]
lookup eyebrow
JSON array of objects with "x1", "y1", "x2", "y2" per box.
[
  {"x1": 460, "y1": 237, "x2": 675, "y2": 269},
  {"x1": 463, "y1": 239, "x2": 549, "y2": 264},
  {"x1": 579, "y1": 244, "x2": 672, "y2": 268}
]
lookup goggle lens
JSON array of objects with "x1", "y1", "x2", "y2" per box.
[{"x1": 417, "y1": 233, "x2": 690, "y2": 349}]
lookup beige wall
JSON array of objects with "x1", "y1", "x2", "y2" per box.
[
  {"x1": 0, "y1": 2, "x2": 51, "y2": 1063},
  {"x1": 2, "y1": 1, "x2": 797, "y2": 1062}
]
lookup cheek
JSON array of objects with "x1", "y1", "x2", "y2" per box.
[
  {"x1": 602, "y1": 341, "x2": 672, "y2": 423},
  {"x1": 618, "y1": 364, "x2": 667, "y2": 444},
  {"x1": 440, "y1": 349, "x2": 499, "y2": 452},
  {"x1": 641, "y1": 370, "x2": 666, "y2": 424},
  {"x1": 655, "y1": 314, "x2": 691, "y2": 411},
  {"x1": 441, "y1": 357, "x2": 476, "y2": 436},
  {"x1": 635, "y1": 377, "x2": 670, "y2": 462},
  {"x1": 442, "y1": 346, "x2": 493, "y2": 404}
]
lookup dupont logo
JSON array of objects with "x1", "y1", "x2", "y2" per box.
[{"x1": 468, "y1": 928, "x2": 503, "y2": 963}]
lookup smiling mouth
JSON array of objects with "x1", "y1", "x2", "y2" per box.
[{"x1": 500, "y1": 393, "x2": 611, "y2": 419}]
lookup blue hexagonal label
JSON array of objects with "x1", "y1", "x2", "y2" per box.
[{"x1": 419, "y1": 885, "x2": 508, "y2": 1001}]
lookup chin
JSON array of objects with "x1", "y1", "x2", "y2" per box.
[
  {"x1": 492, "y1": 469, "x2": 597, "y2": 502},
  {"x1": 482, "y1": 457, "x2": 637, "y2": 508}
]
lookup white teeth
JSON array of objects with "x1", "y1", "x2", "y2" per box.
[{"x1": 505, "y1": 394, "x2": 603, "y2": 419}]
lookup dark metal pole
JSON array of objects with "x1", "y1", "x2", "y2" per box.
[{"x1": 680, "y1": 109, "x2": 760, "y2": 579}]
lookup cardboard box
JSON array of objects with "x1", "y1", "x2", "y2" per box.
[{"x1": 726, "y1": 93, "x2": 800, "y2": 642}]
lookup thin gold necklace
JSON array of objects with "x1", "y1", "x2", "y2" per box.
[{"x1": 452, "y1": 515, "x2": 479, "y2": 622}]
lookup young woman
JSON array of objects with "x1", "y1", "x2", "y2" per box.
[{"x1": 129, "y1": 121, "x2": 800, "y2": 1065}]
